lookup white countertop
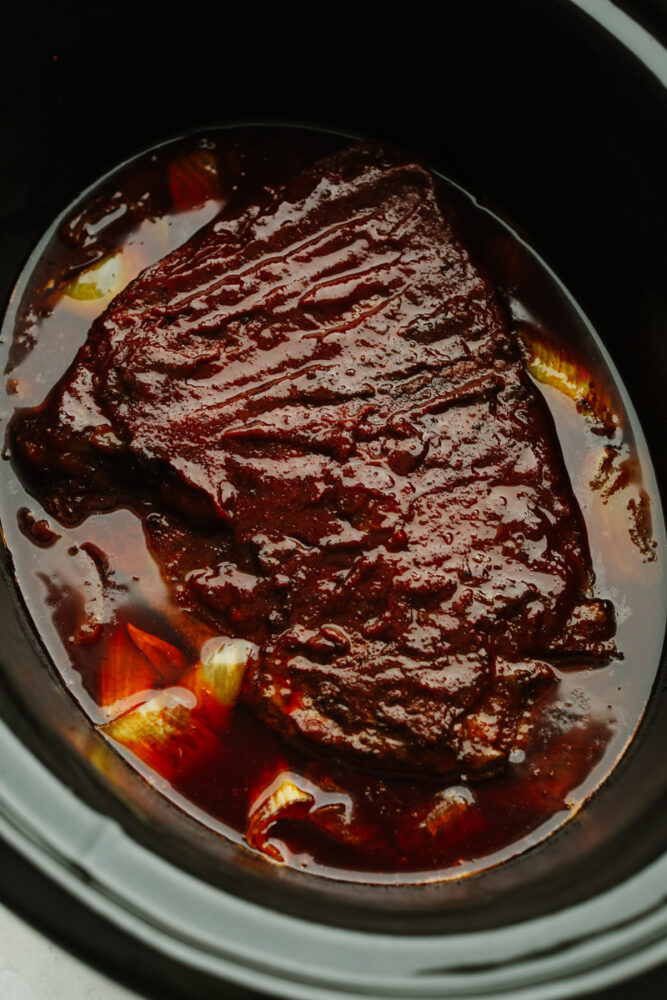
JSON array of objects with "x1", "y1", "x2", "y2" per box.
[{"x1": 0, "y1": 901, "x2": 140, "y2": 1000}]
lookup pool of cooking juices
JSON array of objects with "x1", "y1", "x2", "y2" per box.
[{"x1": 0, "y1": 126, "x2": 664, "y2": 882}]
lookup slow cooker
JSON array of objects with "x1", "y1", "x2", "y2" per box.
[{"x1": 1, "y1": 1, "x2": 666, "y2": 997}]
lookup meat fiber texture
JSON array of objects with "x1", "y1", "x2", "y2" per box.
[{"x1": 12, "y1": 144, "x2": 616, "y2": 776}]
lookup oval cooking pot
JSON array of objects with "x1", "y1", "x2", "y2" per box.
[{"x1": 0, "y1": 2, "x2": 666, "y2": 998}]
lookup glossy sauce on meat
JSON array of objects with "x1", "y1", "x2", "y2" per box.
[{"x1": 1, "y1": 126, "x2": 664, "y2": 881}]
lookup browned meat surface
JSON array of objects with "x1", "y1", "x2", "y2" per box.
[{"x1": 10, "y1": 143, "x2": 615, "y2": 776}]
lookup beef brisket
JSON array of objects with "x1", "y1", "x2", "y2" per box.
[{"x1": 11, "y1": 143, "x2": 615, "y2": 776}]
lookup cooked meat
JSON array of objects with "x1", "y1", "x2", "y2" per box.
[{"x1": 10, "y1": 143, "x2": 615, "y2": 776}]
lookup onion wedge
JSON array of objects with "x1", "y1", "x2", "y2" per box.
[{"x1": 102, "y1": 687, "x2": 218, "y2": 780}]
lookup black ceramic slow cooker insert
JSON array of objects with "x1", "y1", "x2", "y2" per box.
[{"x1": 0, "y1": 2, "x2": 666, "y2": 997}]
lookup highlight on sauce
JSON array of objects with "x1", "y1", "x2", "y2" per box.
[{"x1": 0, "y1": 126, "x2": 663, "y2": 883}]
